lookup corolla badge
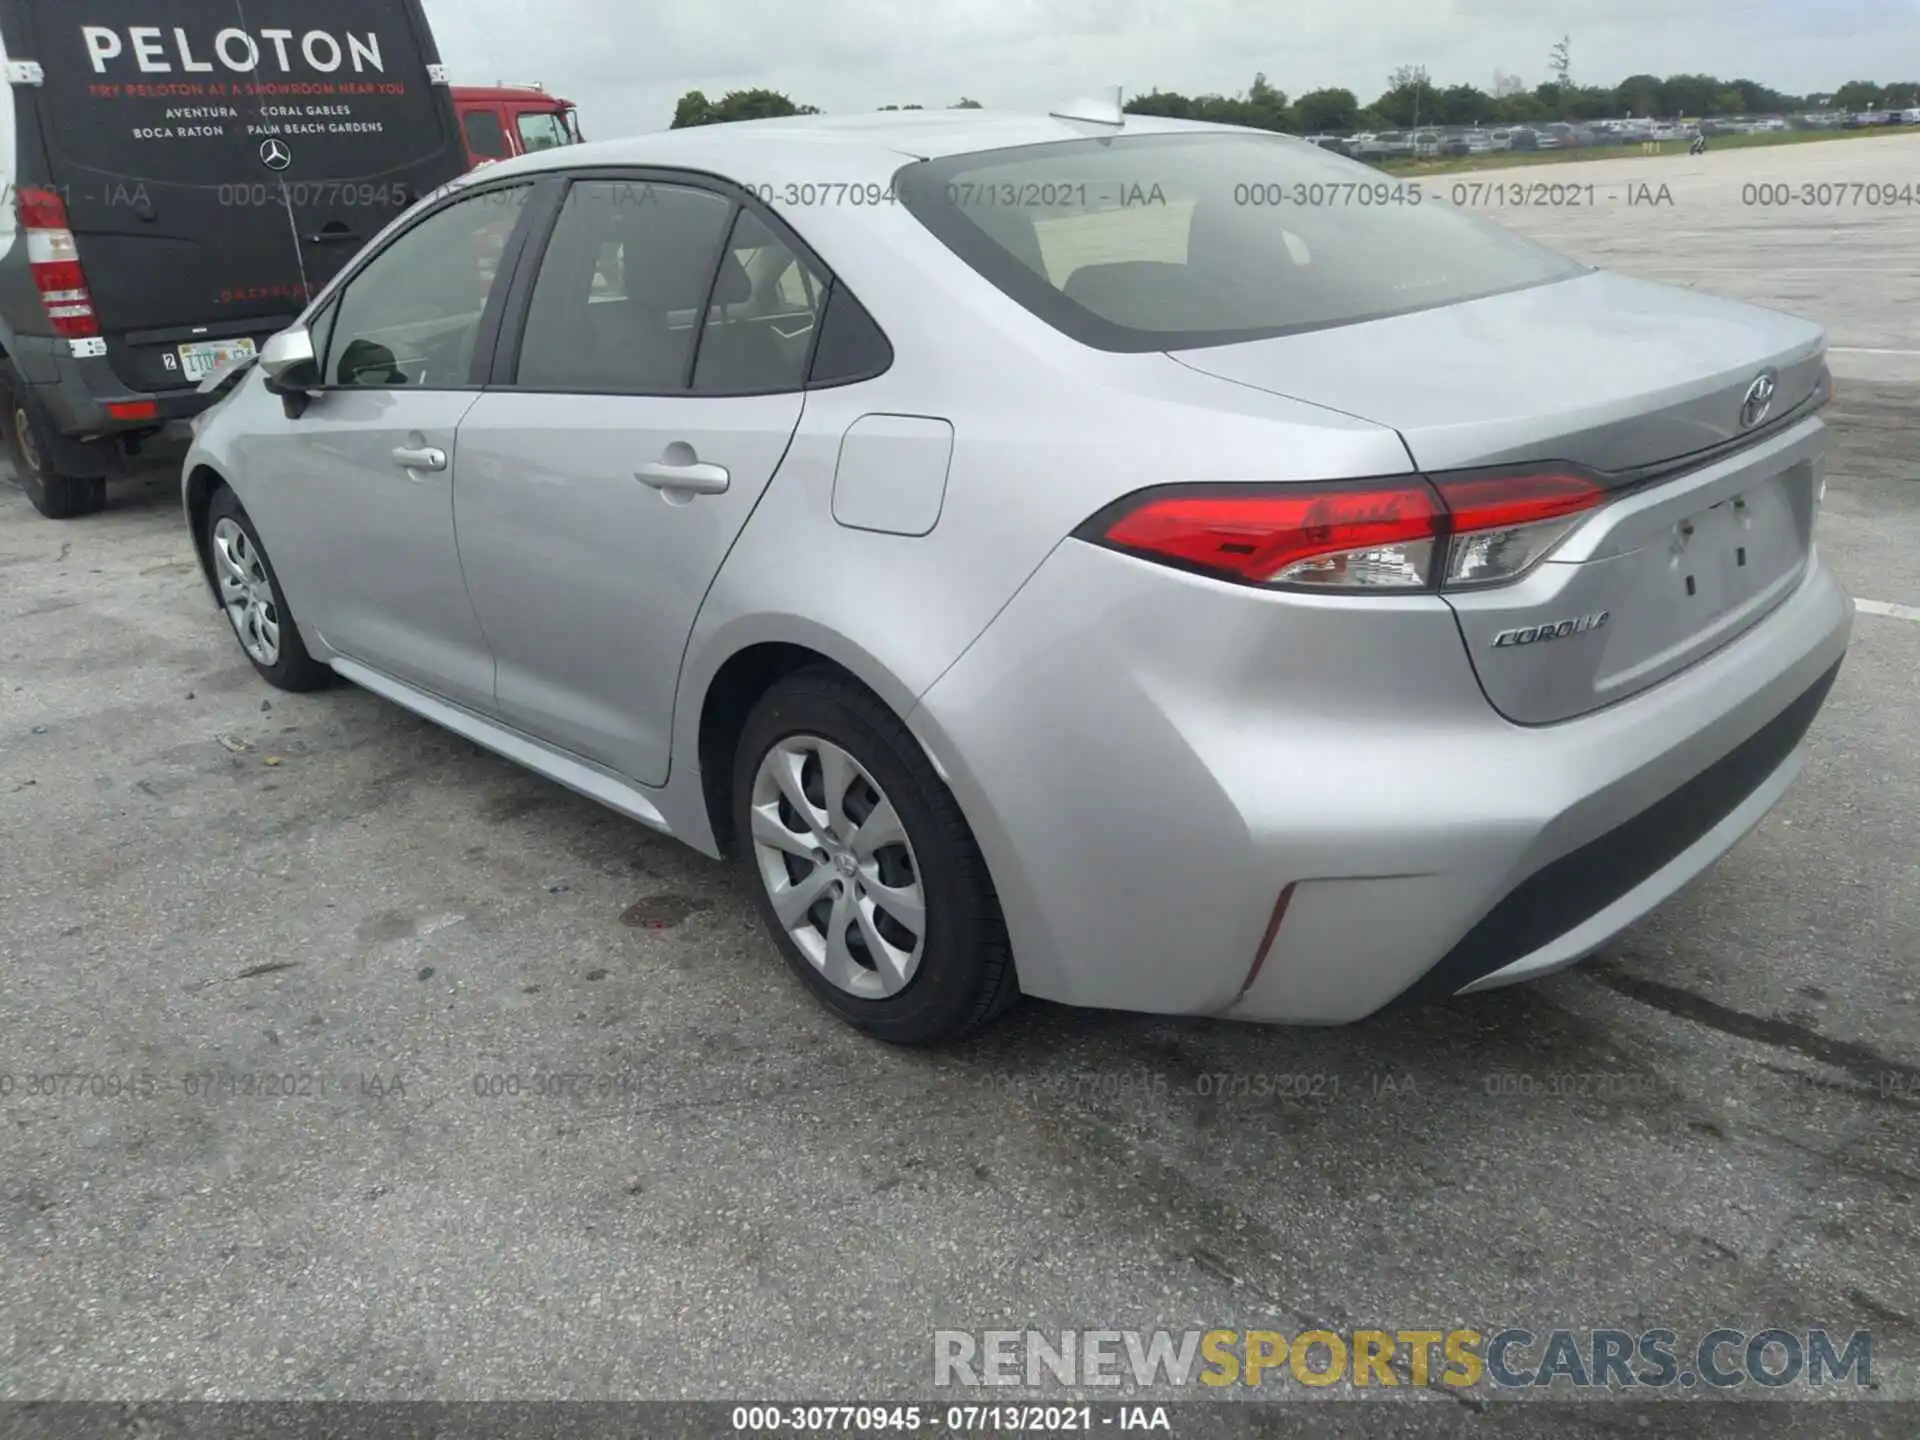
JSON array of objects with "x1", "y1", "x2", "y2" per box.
[{"x1": 1493, "y1": 612, "x2": 1610, "y2": 648}]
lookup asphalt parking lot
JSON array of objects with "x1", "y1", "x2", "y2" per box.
[{"x1": 2, "y1": 135, "x2": 1917, "y2": 1416}]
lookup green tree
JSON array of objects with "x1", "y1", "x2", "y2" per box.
[
  {"x1": 1615, "y1": 72, "x2": 1664, "y2": 117},
  {"x1": 670, "y1": 90, "x2": 715, "y2": 128},
  {"x1": 672, "y1": 88, "x2": 819, "y2": 127},
  {"x1": 952, "y1": 97, "x2": 983, "y2": 109},
  {"x1": 1294, "y1": 86, "x2": 1360, "y2": 133},
  {"x1": 1123, "y1": 89, "x2": 1193, "y2": 119},
  {"x1": 1549, "y1": 35, "x2": 1572, "y2": 89},
  {"x1": 1244, "y1": 72, "x2": 1294, "y2": 131},
  {"x1": 1833, "y1": 80, "x2": 1885, "y2": 110}
]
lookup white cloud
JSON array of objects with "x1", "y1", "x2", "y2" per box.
[{"x1": 426, "y1": 0, "x2": 1920, "y2": 138}]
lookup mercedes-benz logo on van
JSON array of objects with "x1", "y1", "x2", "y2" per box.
[
  {"x1": 1740, "y1": 370, "x2": 1778, "y2": 430},
  {"x1": 259, "y1": 138, "x2": 292, "y2": 172}
]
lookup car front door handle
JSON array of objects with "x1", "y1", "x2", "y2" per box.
[
  {"x1": 392, "y1": 445, "x2": 448, "y2": 472},
  {"x1": 636, "y1": 460, "x2": 730, "y2": 496}
]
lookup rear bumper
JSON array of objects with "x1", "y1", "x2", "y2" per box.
[
  {"x1": 909, "y1": 541, "x2": 1853, "y2": 1024},
  {"x1": 11, "y1": 333, "x2": 216, "y2": 439}
]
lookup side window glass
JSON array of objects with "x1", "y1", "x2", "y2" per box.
[
  {"x1": 807, "y1": 282, "x2": 893, "y2": 386},
  {"x1": 516, "y1": 180, "x2": 732, "y2": 394},
  {"x1": 690, "y1": 207, "x2": 827, "y2": 395},
  {"x1": 463, "y1": 109, "x2": 512, "y2": 160},
  {"x1": 516, "y1": 111, "x2": 569, "y2": 152},
  {"x1": 325, "y1": 185, "x2": 531, "y2": 389},
  {"x1": 307, "y1": 296, "x2": 342, "y2": 377}
]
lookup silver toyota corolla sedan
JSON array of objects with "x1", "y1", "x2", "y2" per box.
[{"x1": 182, "y1": 110, "x2": 1853, "y2": 1045}]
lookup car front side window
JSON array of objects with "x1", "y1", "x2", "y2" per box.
[{"x1": 323, "y1": 185, "x2": 534, "y2": 390}]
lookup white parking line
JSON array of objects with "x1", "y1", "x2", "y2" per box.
[
  {"x1": 1830, "y1": 347, "x2": 1920, "y2": 358},
  {"x1": 1858, "y1": 599, "x2": 1920, "y2": 622}
]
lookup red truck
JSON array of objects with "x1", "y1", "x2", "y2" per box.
[{"x1": 451, "y1": 84, "x2": 584, "y2": 169}]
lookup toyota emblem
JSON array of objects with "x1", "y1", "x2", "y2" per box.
[
  {"x1": 259, "y1": 138, "x2": 292, "y2": 171},
  {"x1": 1740, "y1": 371, "x2": 1777, "y2": 430}
]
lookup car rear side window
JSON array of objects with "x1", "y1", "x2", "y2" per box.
[
  {"x1": 895, "y1": 133, "x2": 1586, "y2": 353},
  {"x1": 323, "y1": 184, "x2": 533, "y2": 389},
  {"x1": 807, "y1": 283, "x2": 892, "y2": 386},
  {"x1": 690, "y1": 207, "x2": 827, "y2": 395},
  {"x1": 464, "y1": 109, "x2": 513, "y2": 161},
  {"x1": 514, "y1": 180, "x2": 733, "y2": 394}
]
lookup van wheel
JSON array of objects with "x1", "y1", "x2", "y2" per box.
[{"x1": 4, "y1": 373, "x2": 105, "y2": 520}]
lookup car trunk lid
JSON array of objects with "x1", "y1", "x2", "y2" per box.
[{"x1": 1171, "y1": 270, "x2": 1831, "y2": 724}]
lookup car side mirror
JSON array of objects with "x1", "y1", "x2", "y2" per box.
[{"x1": 259, "y1": 326, "x2": 321, "y2": 417}]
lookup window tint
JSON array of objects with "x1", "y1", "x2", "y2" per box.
[
  {"x1": 896, "y1": 133, "x2": 1586, "y2": 353},
  {"x1": 517, "y1": 111, "x2": 571, "y2": 152},
  {"x1": 325, "y1": 185, "x2": 531, "y2": 389},
  {"x1": 516, "y1": 181, "x2": 733, "y2": 393},
  {"x1": 807, "y1": 283, "x2": 892, "y2": 386},
  {"x1": 691, "y1": 207, "x2": 827, "y2": 395},
  {"x1": 463, "y1": 109, "x2": 512, "y2": 160}
]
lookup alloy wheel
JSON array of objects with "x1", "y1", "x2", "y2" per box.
[
  {"x1": 749, "y1": 735, "x2": 927, "y2": 999},
  {"x1": 211, "y1": 517, "x2": 281, "y2": 667}
]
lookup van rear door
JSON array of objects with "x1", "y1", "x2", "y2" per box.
[{"x1": 21, "y1": 0, "x2": 465, "y2": 394}]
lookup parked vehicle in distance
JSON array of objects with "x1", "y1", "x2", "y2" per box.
[
  {"x1": 453, "y1": 84, "x2": 585, "y2": 170},
  {"x1": 1487, "y1": 128, "x2": 1515, "y2": 150},
  {"x1": 181, "y1": 111, "x2": 1852, "y2": 1044},
  {"x1": 0, "y1": 0, "x2": 469, "y2": 518},
  {"x1": 1465, "y1": 129, "x2": 1496, "y2": 153},
  {"x1": 1303, "y1": 134, "x2": 1351, "y2": 156},
  {"x1": 1410, "y1": 129, "x2": 1442, "y2": 157},
  {"x1": 1507, "y1": 128, "x2": 1540, "y2": 152}
]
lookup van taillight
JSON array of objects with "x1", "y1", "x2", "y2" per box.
[{"x1": 17, "y1": 187, "x2": 101, "y2": 342}]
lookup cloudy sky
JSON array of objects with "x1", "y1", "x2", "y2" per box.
[{"x1": 430, "y1": 0, "x2": 1920, "y2": 136}]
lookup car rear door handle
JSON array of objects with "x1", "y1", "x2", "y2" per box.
[
  {"x1": 392, "y1": 445, "x2": 448, "y2": 472},
  {"x1": 636, "y1": 460, "x2": 730, "y2": 496}
]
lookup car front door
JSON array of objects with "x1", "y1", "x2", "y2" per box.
[
  {"x1": 235, "y1": 182, "x2": 538, "y2": 713},
  {"x1": 451, "y1": 177, "x2": 824, "y2": 786}
]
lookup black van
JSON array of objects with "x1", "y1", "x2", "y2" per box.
[{"x1": 0, "y1": 0, "x2": 469, "y2": 517}]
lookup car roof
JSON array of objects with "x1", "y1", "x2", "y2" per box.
[{"x1": 464, "y1": 108, "x2": 1259, "y2": 185}]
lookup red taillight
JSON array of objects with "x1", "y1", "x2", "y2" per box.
[
  {"x1": 106, "y1": 400, "x2": 158, "y2": 421},
  {"x1": 1084, "y1": 470, "x2": 1608, "y2": 593},
  {"x1": 1096, "y1": 481, "x2": 1444, "y2": 590},
  {"x1": 17, "y1": 186, "x2": 102, "y2": 341}
]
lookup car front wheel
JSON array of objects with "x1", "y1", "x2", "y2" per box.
[
  {"x1": 734, "y1": 671, "x2": 1018, "y2": 1046},
  {"x1": 205, "y1": 488, "x2": 333, "y2": 692}
]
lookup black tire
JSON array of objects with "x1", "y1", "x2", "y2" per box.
[
  {"x1": 205, "y1": 487, "x2": 333, "y2": 692},
  {"x1": 733, "y1": 670, "x2": 1019, "y2": 1046},
  {"x1": 4, "y1": 372, "x2": 105, "y2": 520}
]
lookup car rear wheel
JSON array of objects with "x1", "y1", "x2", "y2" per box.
[
  {"x1": 5, "y1": 376, "x2": 105, "y2": 520},
  {"x1": 205, "y1": 488, "x2": 332, "y2": 692},
  {"x1": 733, "y1": 671, "x2": 1018, "y2": 1046}
]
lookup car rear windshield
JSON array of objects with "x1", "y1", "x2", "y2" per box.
[{"x1": 894, "y1": 132, "x2": 1587, "y2": 353}]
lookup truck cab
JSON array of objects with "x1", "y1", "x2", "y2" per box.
[{"x1": 451, "y1": 84, "x2": 583, "y2": 169}]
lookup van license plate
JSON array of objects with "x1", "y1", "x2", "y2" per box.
[{"x1": 178, "y1": 338, "x2": 256, "y2": 383}]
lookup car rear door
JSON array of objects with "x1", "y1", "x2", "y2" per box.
[
  {"x1": 451, "y1": 175, "x2": 822, "y2": 787},
  {"x1": 22, "y1": 0, "x2": 464, "y2": 394}
]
